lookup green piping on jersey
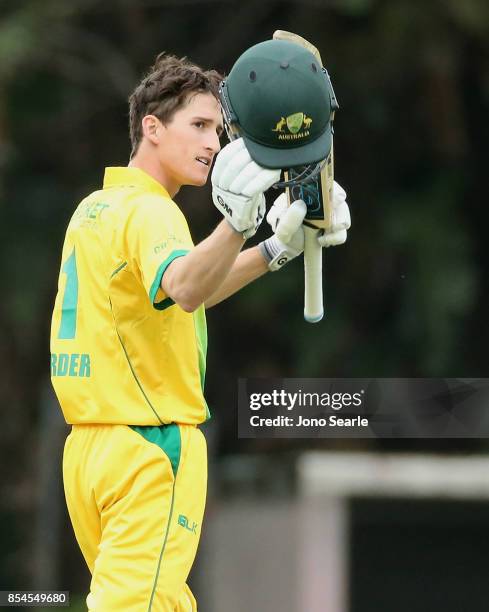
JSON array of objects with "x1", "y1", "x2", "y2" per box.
[
  {"x1": 109, "y1": 299, "x2": 164, "y2": 425},
  {"x1": 129, "y1": 424, "x2": 181, "y2": 612},
  {"x1": 149, "y1": 249, "x2": 189, "y2": 309},
  {"x1": 148, "y1": 478, "x2": 175, "y2": 611},
  {"x1": 193, "y1": 306, "x2": 211, "y2": 420},
  {"x1": 154, "y1": 297, "x2": 174, "y2": 312},
  {"x1": 110, "y1": 261, "x2": 127, "y2": 278},
  {"x1": 130, "y1": 423, "x2": 181, "y2": 478}
]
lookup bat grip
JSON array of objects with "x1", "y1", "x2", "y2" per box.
[{"x1": 303, "y1": 225, "x2": 324, "y2": 323}]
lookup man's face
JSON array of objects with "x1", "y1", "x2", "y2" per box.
[{"x1": 156, "y1": 92, "x2": 223, "y2": 193}]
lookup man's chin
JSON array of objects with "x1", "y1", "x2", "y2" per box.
[{"x1": 188, "y1": 174, "x2": 209, "y2": 187}]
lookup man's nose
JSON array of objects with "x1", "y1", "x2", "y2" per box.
[{"x1": 206, "y1": 131, "x2": 221, "y2": 154}]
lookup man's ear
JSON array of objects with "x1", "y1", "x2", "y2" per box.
[{"x1": 141, "y1": 115, "x2": 160, "y2": 145}]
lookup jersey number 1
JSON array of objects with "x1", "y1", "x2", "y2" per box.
[{"x1": 58, "y1": 248, "x2": 79, "y2": 339}]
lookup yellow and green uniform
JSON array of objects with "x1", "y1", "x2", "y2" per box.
[
  {"x1": 51, "y1": 166, "x2": 209, "y2": 426},
  {"x1": 50, "y1": 167, "x2": 208, "y2": 611}
]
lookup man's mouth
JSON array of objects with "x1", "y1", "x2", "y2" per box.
[{"x1": 196, "y1": 157, "x2": 210, "y2": 167}]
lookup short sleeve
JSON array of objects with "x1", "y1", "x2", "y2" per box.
[{"x1": 123, "y1": 196, "x2": 193, "y2": 309}]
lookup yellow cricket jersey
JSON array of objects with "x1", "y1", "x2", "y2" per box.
[{"x1": 50, "y1": 167, "x2": 209, "y2": 425}]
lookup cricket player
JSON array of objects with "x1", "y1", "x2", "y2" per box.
[{"x1": 50, "y1": 41, "x2": 350, "y2": 611}]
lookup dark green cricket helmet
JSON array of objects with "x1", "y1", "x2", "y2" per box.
[{"x1": 219, "y1": 39, "x2": 338, "y2": 172}]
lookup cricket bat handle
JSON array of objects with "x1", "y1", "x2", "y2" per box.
[{"x1": 303, "y1": 225, "x2": 324, "y2": 322}]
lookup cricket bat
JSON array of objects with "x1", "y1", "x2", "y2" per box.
[{"x1": 273, "y1": 30, "x2": 337, "y2": 323}]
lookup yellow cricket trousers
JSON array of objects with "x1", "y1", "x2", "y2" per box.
[{"x1": 63, "y1": 423, "x2": 207, "y2": 611}]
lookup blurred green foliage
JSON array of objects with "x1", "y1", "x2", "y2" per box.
[{"x1": 0, "y1": 0, "x2": 488, "y2": 596}]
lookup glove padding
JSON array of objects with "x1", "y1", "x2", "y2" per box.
[
  {"x1": 259, "y1": 196, "x2": 307, "y2": 271},
  {"x1": 212, "y1": 138, "x2": 281, "y2": 239},
  {"x1": 317, "y1": 182, "x2": 351, "y2": 247},
  {"x1": 260, "y1": 181, "x2": 351, "y2": 271}
]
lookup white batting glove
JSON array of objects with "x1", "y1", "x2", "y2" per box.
[
  {"x1": 317, "y1": 182, "x2": 351, "y2": 247},
  {"x1": 212, "y1": 138, "x2": 281, "y2": 239},
  {"x1": 259, "y1": 193, "x2": 307, "y2": 271},
  {"x1": 259, "y1": 181, "x2": 351, "y2": 271}
]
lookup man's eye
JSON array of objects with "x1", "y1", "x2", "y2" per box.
[{"x1": 194, "y1": 122, "x2": 205, "y2": 128}]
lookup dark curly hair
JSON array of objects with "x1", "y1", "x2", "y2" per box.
[{"x1": 128, "y1": 53, "x2": 223, "y2": 158}]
